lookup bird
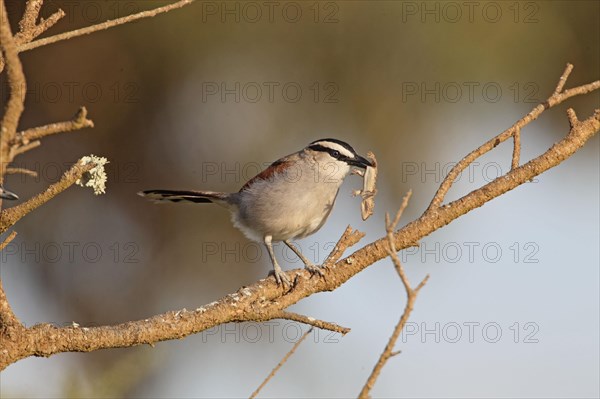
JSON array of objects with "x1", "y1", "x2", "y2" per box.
[
  {"x1": 139, "y1": 138, "x2": 373, "y2": 286},
  {"x1": 0, "y1": 185, "x2": 19, "y2": 200}
]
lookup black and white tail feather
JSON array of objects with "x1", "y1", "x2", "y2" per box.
[{"x1": 138, "y1": 190, "x2": 229, "y2": 205}]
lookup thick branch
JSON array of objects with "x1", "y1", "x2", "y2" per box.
[
  {"x1": 0, "y1": 231, "x2": 21, "y2": 330},
  {"x1": 0, "y1": 0, "x2": 27, "y2": 176}
]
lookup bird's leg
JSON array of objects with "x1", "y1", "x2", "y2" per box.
[
  {"x1": 264, "y1": 236, "x2": 291, "y2": 286},
  {"x1": 284, "y1": 240, "x2": 324, "y2": 277}
]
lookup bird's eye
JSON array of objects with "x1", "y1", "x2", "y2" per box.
[{"x1": 332, "y1": 150, "x2": 340, "y2": 157}]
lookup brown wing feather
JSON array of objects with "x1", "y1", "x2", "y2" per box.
[{"x1": 240, "y1": 159, "x2": 293, "y2": 192}]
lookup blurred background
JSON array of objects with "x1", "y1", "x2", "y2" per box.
[{"x1": 1, "y1": 1, "x2": 598, "y2": 397}]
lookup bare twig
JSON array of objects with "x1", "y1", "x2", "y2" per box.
[
  {"x1": 0, "y1": 230, "x2": 17, "y2": 251},
  {"x1": 6, "y1": 167, "x2": 38, "y2": 177},
  {"x1": 17, "y1": 0, "x2": 195, "y2": 53},
  {"x1": 11, "y1": 140, "x2": 40, "y2": 157},
  {"x1": 359, "y1": 192, "x2": 429, "y2": 398},
  {"x1": 511, "y1": 127, "x2": 521, "y2": 170},
  {"x1": 322, "y1": 226, "x2": 365, "y2": 269},
  {"x1": 14, "y1": 0, "x2": 65, "y2": 44},
  {"x1": 567, "y1": 108, "x2": 579, "y2": 129},
  {"x1": 275, "y1": 311, "x2": 350, "y2": 335},
  {"x1": 250, "y1": 328, "x2": 313, "y2": 399},
  {"x1": 15, "y1": 106, "x2": 94, "y2": 145},
  {"x1": 427, "y1": 63, "x2": 599, "y2": 212},
  {"x1": 554, "y1": 63, "x2": 574, "y2": 95},
  {"x1": 0, "y1": 159, "x2": 95, "y2": 233}
]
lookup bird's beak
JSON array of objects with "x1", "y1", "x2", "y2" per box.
[
  {"x1": 0, "y1": 186, "x2": 19, "y2": 200},
  {"x1": 348, "y1": 154, "x2": 373, "y2": 169}
]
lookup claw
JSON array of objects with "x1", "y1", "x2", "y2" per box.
[
  {"x1": 304, "y1": 262, "x2": 324, "y2": 277},
  {"x1": 272, "y1": 268, "x2": 292, "y2": 286}
]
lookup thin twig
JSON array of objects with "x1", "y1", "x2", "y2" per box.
[
  {"x1": 554, "y1": 63, "x2": 574, "y2": 95},
  {"x1": 0, "y1": 159, "x2": 95, "y2": 233},
  {"x1": 11, "y1": 141, "x2": 40, "y2": 157},
  {"x1": 6, "y1": 167, "x2": 38, "y2": 177},
  {"x1": 0, "y1": 230, "x2": 17, "y2": 251},
  {"x1": 16, "y1": 106, "x2": 94, "y2": 144},
  {"x1": 14, "y1": 0, "x2": 65, "y2": 44},
  {"x1": 275, "y1": 310, "x2": 350, "y2": 335},
  {"x1": 17, "y1": 0, "x2": 195, "y2": 53},
  {"x1": 249, "y1": 328, "x2": 313, "y2": 399},
  {"x1": 322, "y1": 226, "x2": 365, "y2": 268},
  {"x1": 359, "y1": 192, "x2": 429, "y2": 398},
  {"x1": 427, "y1": 63, "x2": 599, "y2": 212},
  {"x1": 511, "y1": 127, "x2": 521, "y2": 170},
  {"x1": 567, "y1": 108, "x2": 579, "y2": 129}
]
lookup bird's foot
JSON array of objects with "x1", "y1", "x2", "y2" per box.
[
  {"x1": 304, "y1": 262, "x2": 325, "y2": 277},
  {"x1": 270, "y1": 267, "x2": 292, "y2": 287}
]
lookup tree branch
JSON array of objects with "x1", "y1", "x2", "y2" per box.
[
  {"x1": 17, "y1": 0, "x2": 195, "y2": 53},
  {"x1": 0, "y1": 0, "x2": 26, "y2": 177},
  {"x1": 359, "y1": 191, "x2": 429, "y2": 398},
  {"x1": 0, "y1": 231, "x2": 22, "y2": 330},
  {"x1": 14, "y1": 0, "x2": 65, "y2": 44},
  {"x1": 426, "y1": 63, "x2": 599, "y2": 212},
  {"x1": 0, "y1": 159, "x2": 95, "y2": 233},
  {"x1": 250, "y1": 328, "x2": 313, "y2": 399},
  {"x1": 15, "y1": 106, "x2": 94, "y2": 145},
  {"x1": 275, "y1": 311, "x2": 350, "y2": 335}
]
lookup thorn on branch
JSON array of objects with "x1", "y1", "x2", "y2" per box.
[
  {"x1": 511, "y1": 127, "x2": 521, "y2": 170},
  {"x1": 567, "y1": 108, "x2": 579, "y2": 129}
]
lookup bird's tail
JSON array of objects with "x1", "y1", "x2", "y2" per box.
[{"x1": 138, "y1": 190, "x2": 230, "y2": 205}]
